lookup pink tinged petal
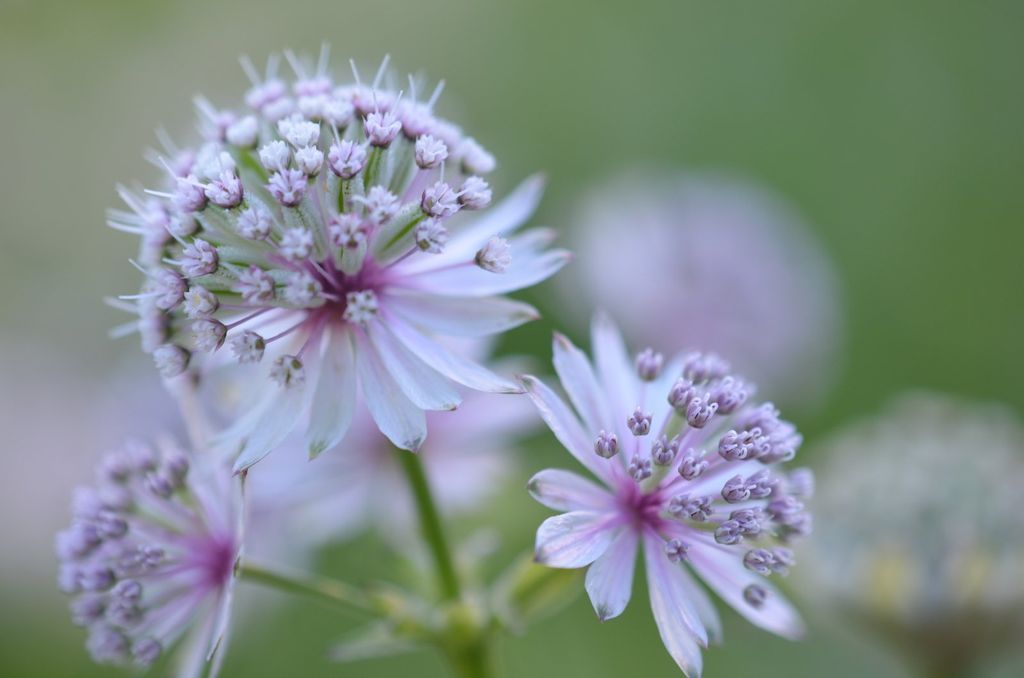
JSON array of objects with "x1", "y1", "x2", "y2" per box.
[
  {"x1": 387, "y1": 292, "x2": 540, "y2": 337},
  {"x1": 644, "y1": 533, "x2": 707, "y2": 678},
  {"x1": 385, "y1": 313, "x2": 521, "y2": 393},
  {"x1": 687, "y1": 533, "x2": 805, "y2": 640},
  {"x1": 585, "y1": 528, "x2": 638, "y2": 621},
  {"x1": 520, "y1": 375, "x2": 617, "y2": 484},
  {"x1": 552, "y1": 332, "x2": 611, "y2": 433},
  {"x1": 528, "y1": 468, "x2": 615, "y2": 512},
  {"x1": 365, "y1": 319, "x2": 461, "y2": 412},
  {"x1": 591, "y1": 312, "x2": 638, "y2": 439},
  {"x1": 535, "y1": 510, "x2": 618, "y2": 568},
  {"x1": 405, "y1": 230, "x2": 571, "y2": 297},
  {"x1": 678, "y1": 567, "x2": 723, "y2": 645},
  {"x1": 355, "y1": 332, "x2": 427, "y2": 451},
  {"x1": 307, "y1": 327, "x2": 357, "y2": 459}
]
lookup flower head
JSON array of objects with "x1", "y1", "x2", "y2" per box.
[
  {"x1": 561, "y1": 172, "x2": 842, "y2": 410},
  {"x1": 109, "y1": 49, "x2": 568, "y2": 470},
  {"x1": 523, "y1": 314, "x2": 808, "y2": 676},
  {"x1": 56, "y1": 439, "x2": 243, "y2": 674},
  {"x1": 806, "y1": 393, "x2": 1024, "y2": 659}
]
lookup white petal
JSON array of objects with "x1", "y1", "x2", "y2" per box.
[
  {"x1": 355, "y1": 332, "x2": 427, "y2": 451},
  {"x1": 591, "y1": 311, "x2": 637, "y2": 438},
  {"x1": 306, "y1": 327, "x2": 357, "y2": 458},
  {"x1": 535, "y1": 510, "x2": 618, "y2": 568},
  {"x1": 402, "y1": 232, "x2": 571, "y2": 297},
  {"x1": 585, "y1": 528, "x2": 638, "y2": 621},
  {"x1": 365, "y1": 318, "x2": 461, "y2": 411},
  {"x1": 385, "y1": 312, "x2": 521, "y2": 393},
  {"x1": 230, "y1": 385, "x2": 307, "y2": 473},
  {"x1": 552, "y1": 332, "x2": 611, "y2": 432},
  {"x1": 387, "y1": 292, "x2": 539, "y2": 337},
  {"x1": 644, "y1": 533, "x2": 707, "y2": 677},
  {"x1": 687, "y1": 533, "x2": 805, "y2": 640},
  {"x1": 520, "y1": 375, "x2": 617, "y2": 484},
  {"x1": 528, "y1": 468, "x2": 615, "y2": 512}
]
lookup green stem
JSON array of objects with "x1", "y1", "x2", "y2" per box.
[
  {"x1": 396, "y1": 450, "x2": 462, "y2": 600},
  {"x1": 446, "y1": 636, "x2": 499, "y2": 678},
  {"x1": 238, "y1": 562, "x2": 376, "y2": 616}
]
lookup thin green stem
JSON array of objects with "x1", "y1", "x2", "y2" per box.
[
  {"x1": 238, "y1": 561, "x2": 376, "y2": 616},
  {"x1": 396, "y1": 450, "x2": 461, "y2": 601}
]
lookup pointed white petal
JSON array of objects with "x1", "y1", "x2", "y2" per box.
[
  {"x1": 645, "y1": 531, "x2": 709, "y2": 645},
  {"x1": 365, "y1": 318, "x2": 461, "y2": 411},
  {"x1": 230, "y1": 386, "x2": 306, "y2": 473},
  {"x1": 687, "y1": 533, "x2": 805, "y2": 640},
  {"x1": 644, "y1": 533, "x2": 706, "y2": 677},
  {"x1": 306, "y1": 328, "x2": 357, "y2": 458},
  {"x1": 404, "y1": 240, "x2": 570, "y2": 297},
  {"x1": 387, "y1": 292, "x2": 539, "y2": 337},
  {"x1": 520, "y1": 375, "x2": 616, "y2": 484},
  {"x1": 386, "y1": 313, "x2": 521, "y2": 393},
  {"x1": 528, "y1": 468, "x2": 615, "y2": 512},
  {"x1": 591, "y1": 311, "x2": 637, "y2": 438},
  {"x1": 355, "y1": 332, "x2": 427, "y2": 451},
  {"x1": 535, "y1": 510, "x2": 618, "y2": 568},
  {"x1": 585, "y1": 528, "x2": 638, "y2": 621},
  {"x1": 552, "y1": 332, "x2": 611, "y2": 432}
]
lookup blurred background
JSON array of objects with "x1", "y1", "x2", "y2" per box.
[{"x1": 1, "y1": 0, "x2": 1022, "y2": 676}]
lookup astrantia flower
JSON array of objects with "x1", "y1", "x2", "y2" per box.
[
  {"x1": 56, "y1": 439, "x2": 243, "y2": 675},
  {"x1": 247, "y1": 378, "x2": 535, "y2": 558},
  {"x1": 110, "y1": 49, "x2": 568, "y2": 470},
  {"x1": 806, "y1": 393, "x2": 1024, "y2": 669},
  {"x1": 560, "y1": 172, "x2": 842, "y2": 409},
  {"x1": 523, "y1": 314, "x2": 809, "y2": 676}
]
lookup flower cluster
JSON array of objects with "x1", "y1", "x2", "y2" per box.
[
  {"x1": 807, "y1": 393, "x2": 1024, "y2": 649},
  {"x1": 56, "y1": 439, "x2": 242, "y2": 673},
  {"x1": 524, "y1": 314, "x2": 811, "y2": 676},
  {"x1": 110, "y1": 50, "x2": 568, "y2": 470}
]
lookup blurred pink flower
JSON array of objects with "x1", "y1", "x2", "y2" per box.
[{"x1": 561, "y1": 172, "x2": 842, "y2": 410}]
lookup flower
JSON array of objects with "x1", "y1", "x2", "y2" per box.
[
  {"x1": 560, "y1": 172, "x2": 842, "y2": 410},
  {"x1": 246, "y1": 370, "x2": 536, "y2": 558},
  {"x1": 523, "y1": 314, "x2": 809, "y2": 676},
  {"x1": 109, "y1": 49, "x2": 569, "y2": 471},
  {"x1": 805, "y1": 393, "x2": 1024, "y2": 666},
  {"x1": 56, "y1": 438, "x2": 243, "y2": 675}
]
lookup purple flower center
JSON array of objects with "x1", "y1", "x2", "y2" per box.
[
  {"x1": 186, "y1": 531, "x2": 237, "y2": 592},
  {"x1": 616, "y1": 479, "x2": 666, "y2": 532}
]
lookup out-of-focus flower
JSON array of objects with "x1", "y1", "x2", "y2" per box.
[
  {"x1": 561, "y1": 172, "x2": 841, "y2": 410},
  {"x1": 805, "y1": 393, "x2": 1024, "y2": 670},
  {"x1": 246, "y1": 377, "x2": 536, "y2": 559},
  {"x1": 56, "y1": 438, "x2": 243, "y2": 675},
  {"x1": 523, "y1": 314, "x2": 810, "y2": 676},
  {"x1": 109, "y1": 49, "x2": 568, "y2": 471}
]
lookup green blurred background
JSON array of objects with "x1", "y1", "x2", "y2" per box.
[{"x1": 1, "y1": 0, "x2": 1021, "y2": 676}]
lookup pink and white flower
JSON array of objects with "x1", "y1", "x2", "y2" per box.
[
  {"x1": 56, "y1": 438, "x2": 244, "y2": 676},
  {"x1": 109, "y1": 50, "x2": 569, "y2": 471},
  {"x1": 523, "y1": 314, "x2": 810, "y2": 676}
]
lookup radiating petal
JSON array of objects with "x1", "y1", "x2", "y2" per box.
[
  {"x1": 528, "y1": 468, "x2": 615, "y2": 512},
  {"x1": 585, "y1": 528, "x2": 638, "y2": 621},
  {"x1": 645, "y1": 531, "x2": 709, "y2": 645},
  {"x1": 552, "y1": 332, "x2": 611, "y2": 433},
  {"x1": 644, "y1": 533, "x2": 707, "y2": 677},
  {"x1": 402, "y1": 232, "x2": 570, "y2": 297},
  {"x1": 387, "y1": 292, "x2": 539, "y2": 337},
  {"x1": 355, "y1": 332, "x2": 427, "y2": 451},
  {"x1": 687, "y1": 532, "x2": 805, "y2": 640},
  {"x1": 520, "y1": 375, "x2": 617, "y2": 484},
  {"x1": 306, "y1": 327, "x2": 357, "y2": 458},
  {"x1": 591, "y1": 311, "x2": 637, "y2": 440},
  {"x1": 366, "y1": 318, "x2": 461, "y2": 411},
  {"x1": 386, "y1": 312, "x2": 521, "y2": 393},
  {"x1": 535, "y1": 510, "x2": 619, "y2": 568},
  {"x1": 230, "y1": 385, "x2": 307, "y2": 472}
]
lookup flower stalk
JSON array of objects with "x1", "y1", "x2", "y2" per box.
[{"x1": 238, "y1": 561, "x2": 376, "y2": 617}]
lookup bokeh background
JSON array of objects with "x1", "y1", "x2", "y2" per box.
[{"x1": 1, "y1": 0, "x2": 1022, "y2": 676}]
